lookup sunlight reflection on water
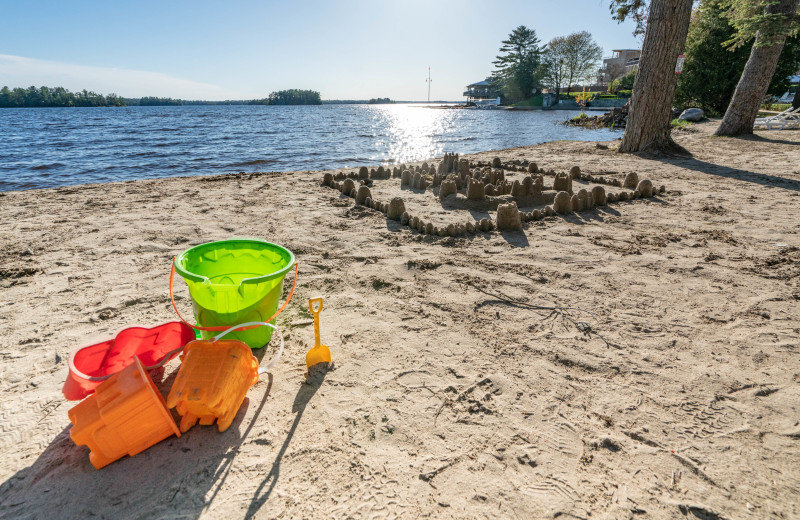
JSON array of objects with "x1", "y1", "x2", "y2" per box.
[
  {"x1": 369, "y1": 105, "x2": 456, "y2": 165},
  {"x1": 0, "y1": 104, "x2": 620, "y2": 191}
]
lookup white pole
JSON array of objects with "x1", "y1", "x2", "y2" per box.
[{"x1": 427, "y1": 66, "x2": 431, "y2": 103}]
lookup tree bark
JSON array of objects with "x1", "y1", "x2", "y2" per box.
[
  {"x1": 794, "y1": 82, "x2": 800, "y2": 110},
  {"x1": 619, "y1": 0, "x2": 693, "y2": 153},
  {"x1": 715, "y1": 0, "x2": 800, "y2": 136}
]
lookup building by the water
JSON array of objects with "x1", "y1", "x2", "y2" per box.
[
  {"x1": 597, "y1": 49, "x2": 641, "y2": 86},
  {"x1": 463, "y1": 79, "x2": 499, "y2": 103}
]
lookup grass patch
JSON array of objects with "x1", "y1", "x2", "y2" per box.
[
  {"x1": 671, "y1": 118, "x2": 693, "y2": 128},
  {"x1": 512, "y1": 94, "x2": 543, "y2": 107},
  {"x1": 761, "y1": 103, "x2": 792, "y2": 111}
]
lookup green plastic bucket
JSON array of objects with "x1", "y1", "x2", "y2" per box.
[{"x1": 174, "y1": 239, "x2": 295, "y2": 348}]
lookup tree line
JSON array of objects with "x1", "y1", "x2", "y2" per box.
[
  {"x1": 490, "y1": 0, "x2": 799, "y2": 151},
  {"x1": 609, "y1": 0, "x2": 799, "y2": 152},
  {"x1": 0, "y1": 86, "x2": 125, "y2": 107},
  {"x1": 489, "y1": 27, "x2": 604, "y2": 103},
  {"x1": 126, "y1": 96, "x2": 184, "y2": 106},
  {"x1": 676, "y1": 0, "x2": 799, "y2": 116},
  {"x1": 0, "y1": 86, "x2": 325, "y2": 107},
  {"x1": 250, "y1": 89, "x2": 322, "y2": 105},
  {"x1": 602, "y1": 2, "x2": 799, "y2": 113}
]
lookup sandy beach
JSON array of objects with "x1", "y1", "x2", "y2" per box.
[{"x1": 1, "y1": 120, "x2": 799, "y2": 519}]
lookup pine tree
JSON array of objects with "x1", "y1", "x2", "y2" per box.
[
  {"x1": 715, "y1": 0, "x2": 800, "y2": 136},
  {"x1": 492, "y1": 26, "x2": 544, "y2": 103},
  {"x1": 676, "y1": 1, "x2": 800, "y2": 116}
]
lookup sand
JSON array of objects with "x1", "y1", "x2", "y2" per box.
[{"x1": 1, "y1": 120, "x2": 799, "y2": 519}]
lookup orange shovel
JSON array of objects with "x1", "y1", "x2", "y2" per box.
[{"x1": 305, "y1": 298, "x2": 331, "y2": 372}]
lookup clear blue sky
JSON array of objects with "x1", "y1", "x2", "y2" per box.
[{"x1": 0, "y1": 0, "x2": 639, "y2": 100}]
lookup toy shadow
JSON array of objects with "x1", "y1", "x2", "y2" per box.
[
  {"x1": 243, "y1": 369, "x2": 326, "y2": 519},
  {"x1": 0, "y1": 372, "x2": 275, "y2": 520}
]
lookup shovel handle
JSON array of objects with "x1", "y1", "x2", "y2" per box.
[{"x1": 308, "y1": 298, "x2": 323, "y2": 348}]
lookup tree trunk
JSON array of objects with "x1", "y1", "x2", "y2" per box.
[
  {"x1": 794, "y1": 83, "x2": 800, "y2": 110},
  {"x1": 619, "y1": 0, "x2": 693, "y2": 154},
  {"x1": 715, "y1": 0, "x2": 800, "y2": 136}
]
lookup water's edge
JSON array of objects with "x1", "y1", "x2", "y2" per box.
[{"x1": 0, "y1": 104, "x2": 619, "y2": 192}]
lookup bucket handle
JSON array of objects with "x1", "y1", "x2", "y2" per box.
[
  {"x1": 169, "y1": 257, "x2": 298, "y2": 332},
  {"x1": 210, "y1": 321, "x2": 284, "y2": 375}
]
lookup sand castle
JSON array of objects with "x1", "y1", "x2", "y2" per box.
[
  {"x1": 387, "y1": 197, "x2": 405, "y2": 220},
  {"x1": 356, "y1": 185, "x2": 371, "y2": 205},
  {"x1": 624, "y1": 171, "x2": 639, "y2": 189},
  {"x1": 496, "y1": 201, "x2": 522, "y2": 231},
  {"x1": 319, "y1": 154, "x2": 665, "y2": 238}
]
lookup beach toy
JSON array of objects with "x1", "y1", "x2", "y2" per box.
[
  {"x1": 170, "y1": 239, "x2": 297, "y2": 349},
  {"x1": 68, "y1": 356, "x2": 181, "y2": 469},
  {"x1": 167, "y1": 322, "x2": 284, "y2": 433},
  {"x1": 305, "y1": 298, "x2": 332, "y2": 372},
  {"x1": 63, "y1": 321, "x2": 195, "y2": 401}
]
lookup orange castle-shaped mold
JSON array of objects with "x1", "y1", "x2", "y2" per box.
[
  {"x1": 68, "y1": 357, "x2": 181, "y2": 469},
  {"x1": 166, "y1": 339, "x2": 259, "y2": 433}
]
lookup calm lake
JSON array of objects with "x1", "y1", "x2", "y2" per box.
[{"x1": 0, "y1": 104, "x2": 620, "y2": 191}]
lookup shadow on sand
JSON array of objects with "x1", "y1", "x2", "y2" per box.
[
  {"x1": 0, "y1": 364, "x2": 285, "y2": 519},
  {"x1": 656, "y1": 153, "x2": 800, "y2": 192},
  {"x1": 243, "y1": 369, "x2": 326, "y2": 519},
  {"x1": 384, "y1": 203, "x2": 634, "y2": 246}
]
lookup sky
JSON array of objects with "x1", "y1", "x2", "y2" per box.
[{"x1": 0, "y1": 0, "x2": 640, "y2": 101}]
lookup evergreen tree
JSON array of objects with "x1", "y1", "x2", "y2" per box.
[
  {"x1": 677, "y1": 0, "x2": 800, "y2": 116},
  {"x1": 716, "y1": 0, "x2": 800, "y2": 135},
  {"x1": 0, "y1": 86, "x2": 128, "y2": 107},
  {"x1": 492, "y1": 26, "x2": 544, "y2": 103},
  {"x1": 257, "y1": 89, "x2": 322, "y2": 105},
  {"x1": 139, "y1": 96, "x2": 183, "y2": 106}
]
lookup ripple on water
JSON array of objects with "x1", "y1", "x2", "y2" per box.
[
  {"x1": 0, "y1": 105, "x2": 620, "y2": 191},
  {"x1": 227, "y1": 159, "x2": 278, "y2": 168},
  {"x1": 30, "y1": 163, "x2": 66, "y2": 170}
]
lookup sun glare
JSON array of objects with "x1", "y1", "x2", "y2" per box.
[{"x1": 368, "y1": 104, "x2": 457, "y2": 165}]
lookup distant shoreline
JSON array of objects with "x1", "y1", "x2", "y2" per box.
[{"x1": 0, "y1": 101, "x2": 465, "y2": 108}]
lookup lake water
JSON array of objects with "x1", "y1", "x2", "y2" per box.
[{"x1": 0, "y1": 104, "x2": 619, "y2": 191}]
